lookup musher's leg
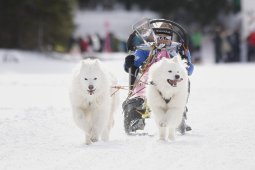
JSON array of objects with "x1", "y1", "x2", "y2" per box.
[
  {"x1": 129, "y1": 66, "x2": 138, "y2": 90},
  {"x1": 122, "y1": 97, "x2": 146, "y2": 134},
  {"x1": 177, "y1": 79, "x2": 192, "y2": 134}
]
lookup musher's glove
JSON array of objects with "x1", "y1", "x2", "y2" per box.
[
  {"x1": 124, "y1": 55, "x2": 135, "y2": 72},
  {"x1": 178, "y1": 45, "x2": 186, "y2": 58}
]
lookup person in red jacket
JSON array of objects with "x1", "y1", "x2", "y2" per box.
[{"x1": 247, "y1": 31, "x2": 255, "y2": 61}]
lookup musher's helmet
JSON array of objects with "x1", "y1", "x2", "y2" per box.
[{"x1": 152, "y1": 22, "x2": 173, "y2": 37}]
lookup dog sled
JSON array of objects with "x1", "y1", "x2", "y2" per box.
[{"x1": 122, "y1": 18, "x2": 191, "y2": 135}]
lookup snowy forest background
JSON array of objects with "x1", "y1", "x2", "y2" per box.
[
  {"x1": 1, "y1": 1, "x2": 255, "y2": 170},
  {"x1": 0, "y1": 0, "x2": 240, "y2": 52}
]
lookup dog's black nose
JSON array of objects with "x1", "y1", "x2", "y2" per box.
[
  {"x1": 175, "y1": 75, "x2": 180, "y2": 79},
  {"x1": 88, "y1": 85, "x2": 94, "y2": 90}
]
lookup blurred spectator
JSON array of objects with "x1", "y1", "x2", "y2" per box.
[
  {"x1": 191, "y1": 30, "x2": 202, "y2": 51},
  {"x1": 221, "y1": 31, "x2": 232, "y2": 62},
  {"x1": 213, "y1": 26, "x2": 223, "y2": 63},
  {"x1": 103, "y1": 32, "x2": 112, "y2": 52},
  {"x1": 110, "y1": 33, "x2": 120, "y2": 52},
  {"x1": 119, "y1": 40, "x2": 127, "y2": 52},
  {"x1": 247, "y1": 31, "x2": 255, "y2": 61},
  {"x1": 78, "y1": 36, "x2": 90, "y2": 53},
  {"x1": 191, "y1": 30, "x2": 202, "y2": 63},
  {"x1": 67, "y1": 36, "x2": 76, "y2": 52},
  {"x1": 91, "y1": 33, "x2": 102, "y2": 52},
  {"x1": 228, "y1": 30, "x2": 240, "y2": 62}
]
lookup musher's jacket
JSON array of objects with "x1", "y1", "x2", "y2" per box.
[{"x1": 133, "y1": 42, "x2": 194, "y2": 75}]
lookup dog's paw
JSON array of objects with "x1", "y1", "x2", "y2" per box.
[
  {"x1": 159, "y1": 136, "x2": 166, "y2": 141},
  {"x1": 168, "y1": 134, "x2": 175, "y2": 141},
  {"x1": 168, "y1": 130, "x2": 176, "y2": 141},
  {"x1": 85, "y1": 139, "x2": 92, "y2": 145},
  {"x1": 90, "y1": 136, "x2": 98, "y2": 143}
]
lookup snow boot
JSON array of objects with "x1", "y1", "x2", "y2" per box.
[
  {"x1": 177, "y1": 107, "x2": 192, "y2": 135},
  {"x1": 122, "y1": 97, "x2": 146, "y2": 134}
]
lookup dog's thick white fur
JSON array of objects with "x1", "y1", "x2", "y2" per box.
[
  {"x1": 69, "y1": 59, "x2": 119, "y2": 145},
  {"x1": 146, "y1": 56, "x2": 189, "y2": 141}
]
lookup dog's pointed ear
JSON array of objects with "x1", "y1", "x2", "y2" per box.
[
  {"x1": 173, "y1": 55, "x2": 181, "y2": 63},
  {"x1": 75, "y1": 60, "x2": 86, "y2": 76},
  {"x1": 93, "y1": 59, "x2": 104, "y2": 71},
  {"x1": 161, "y1": 57, "x2": 168, "y2": 63},
  {"x1": 94, "y1": 59, "x2": 101, "y2": 67},
  {"x1": 78, "y1": 60, "x2": 86, "y2": 75},
  {"x1": 80, "y1": 60, "x2": 86, "y2": 67},
  {"x1": 162, "y1": 57, "x2": 167, "y2": 61}
]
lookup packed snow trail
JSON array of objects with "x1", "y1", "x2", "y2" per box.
[{"x1": 0, "y1": 52, "x2": 255, "y2": 170}]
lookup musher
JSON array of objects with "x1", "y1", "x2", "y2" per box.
[{"x1": 122, "y1": 20, "x2": 194, "y2": 134}]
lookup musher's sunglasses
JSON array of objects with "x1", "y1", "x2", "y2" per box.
[{"x1": 156, "y1": 35, "x2": 172, "y2": 40}]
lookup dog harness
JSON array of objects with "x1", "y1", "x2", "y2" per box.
[{"x1": 150, "y1": 81, "x2": 171, "y2": 104}]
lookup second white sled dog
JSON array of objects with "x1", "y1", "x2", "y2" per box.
[
  {"x1": 70, "y1": 59, "x2": 119, "y2": 145},
  {"x1": 146, "y1": 56, "x2": 189, "y2": 141}
]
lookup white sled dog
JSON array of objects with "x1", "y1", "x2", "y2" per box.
[
  {"x1": 146, "y1": 56, "x2": 189, "y2": 141},
  {"x1": 69, "y1": 59, "x2": 119, "y2": 145}
]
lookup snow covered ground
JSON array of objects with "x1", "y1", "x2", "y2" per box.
[{"x1": 0, "y1": 50, "x2": 255, "y2": 170}]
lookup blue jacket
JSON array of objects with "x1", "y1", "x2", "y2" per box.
[{"x1": 131, "y1": 49, "x2": 194, "y2": 76}]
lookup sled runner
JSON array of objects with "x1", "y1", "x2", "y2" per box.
[{"x1": 123, "y1": 18, "x2": 192, "y2": 135}]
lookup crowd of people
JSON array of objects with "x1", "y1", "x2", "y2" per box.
[
  {"x1": 67, "y1": 26, "x2": 255, "y2": 64},
  {"x1": 67, "y1": 32, "x2": 127, "y2": 55},
  {"x1": 247, "y1": 31, "x2": 255, "y2": 61},
  {"x1": 213, "y1": 26, "x2": 241, "y2": 63},
  {"x1": 212, "y1": 25, "x2": 255, "y2": 63}
]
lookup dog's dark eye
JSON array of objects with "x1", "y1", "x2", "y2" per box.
[
  {"x1": 94, "y1": 78, "x2": 97, "y2": 80},
  {"x1": 168, "y1": 70, "x2": 172, "y2": 73},
  {"x1": 84, "y1": 78, "x2": 88, "y2": 80}
]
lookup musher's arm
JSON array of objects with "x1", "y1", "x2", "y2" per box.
[{"x1": 178, "y1": 44, "x2": 194, "y2": 76}]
